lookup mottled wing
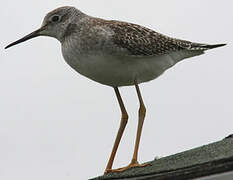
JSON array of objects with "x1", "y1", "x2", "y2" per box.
[{"x1": 105, "y1": 20, "x2": 225, "y2": 57}]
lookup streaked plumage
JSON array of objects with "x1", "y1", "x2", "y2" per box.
[
  {"x1": 5, "y1": 6, "x2": 225, "y2": 87},
  {"x1": 57, "y1": 7, "x2": 225, "y2": 86}
]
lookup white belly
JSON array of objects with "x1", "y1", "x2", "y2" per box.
[{"x1": 62, "y1": 51, "x2": 178, "y2": 87}]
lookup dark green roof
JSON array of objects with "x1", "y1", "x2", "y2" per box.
[{"x1": 91, "y1": 135, "x2": 233, "y2": 180}]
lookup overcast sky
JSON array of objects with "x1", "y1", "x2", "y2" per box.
[{"x1": 1, "y1": 1, "x2": 232, "y2": 179}]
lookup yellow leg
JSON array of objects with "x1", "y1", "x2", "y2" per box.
[
  {"x1": 105, "y1": 81, "x2": 149, "y2": 174},
  {"x1": 131, "y1": 80, "x2": 146, "y2": 164},
  {"x1": 105, "y1": 87, "x2": 128, "y2": 174}
]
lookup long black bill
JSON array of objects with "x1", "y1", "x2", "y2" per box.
[{"x1": 5, "y1": 27, "x2": 45, "y2": 49}]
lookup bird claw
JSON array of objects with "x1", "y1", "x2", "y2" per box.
[{"x1": 104, "y1": 162, "x2": 151, "y2": 174}]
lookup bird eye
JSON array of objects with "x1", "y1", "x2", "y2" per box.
[{"x1": 51, "y1": 15, "x2": 60, "y2": 22}]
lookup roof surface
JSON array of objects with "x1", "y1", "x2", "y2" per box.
[{"x1": 91, "y1": 135, "x2": 233, "y2": 180}]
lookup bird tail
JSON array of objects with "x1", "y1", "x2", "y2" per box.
[
  {"x1": 190, "y1": 43, "x2": 226, "y2": 51},
  {"x1": 169, "y1": 43, "x2": 226, "y2": 63}
]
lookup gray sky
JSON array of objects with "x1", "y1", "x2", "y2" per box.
[{"x1": 1, "y1": 0, "x2": 232, "y2": 179}]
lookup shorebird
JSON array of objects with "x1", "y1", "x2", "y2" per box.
[{"x1": 5, "y1": 6, "x2": 226, "y2": 174}]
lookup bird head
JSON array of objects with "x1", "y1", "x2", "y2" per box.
[{"x1": 5, "y1": 6, "x2": 84, "y2": 49}]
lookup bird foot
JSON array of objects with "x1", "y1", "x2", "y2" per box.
[{"x1": 104, "y1": 161, "x2": 150, "y2": 174}]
